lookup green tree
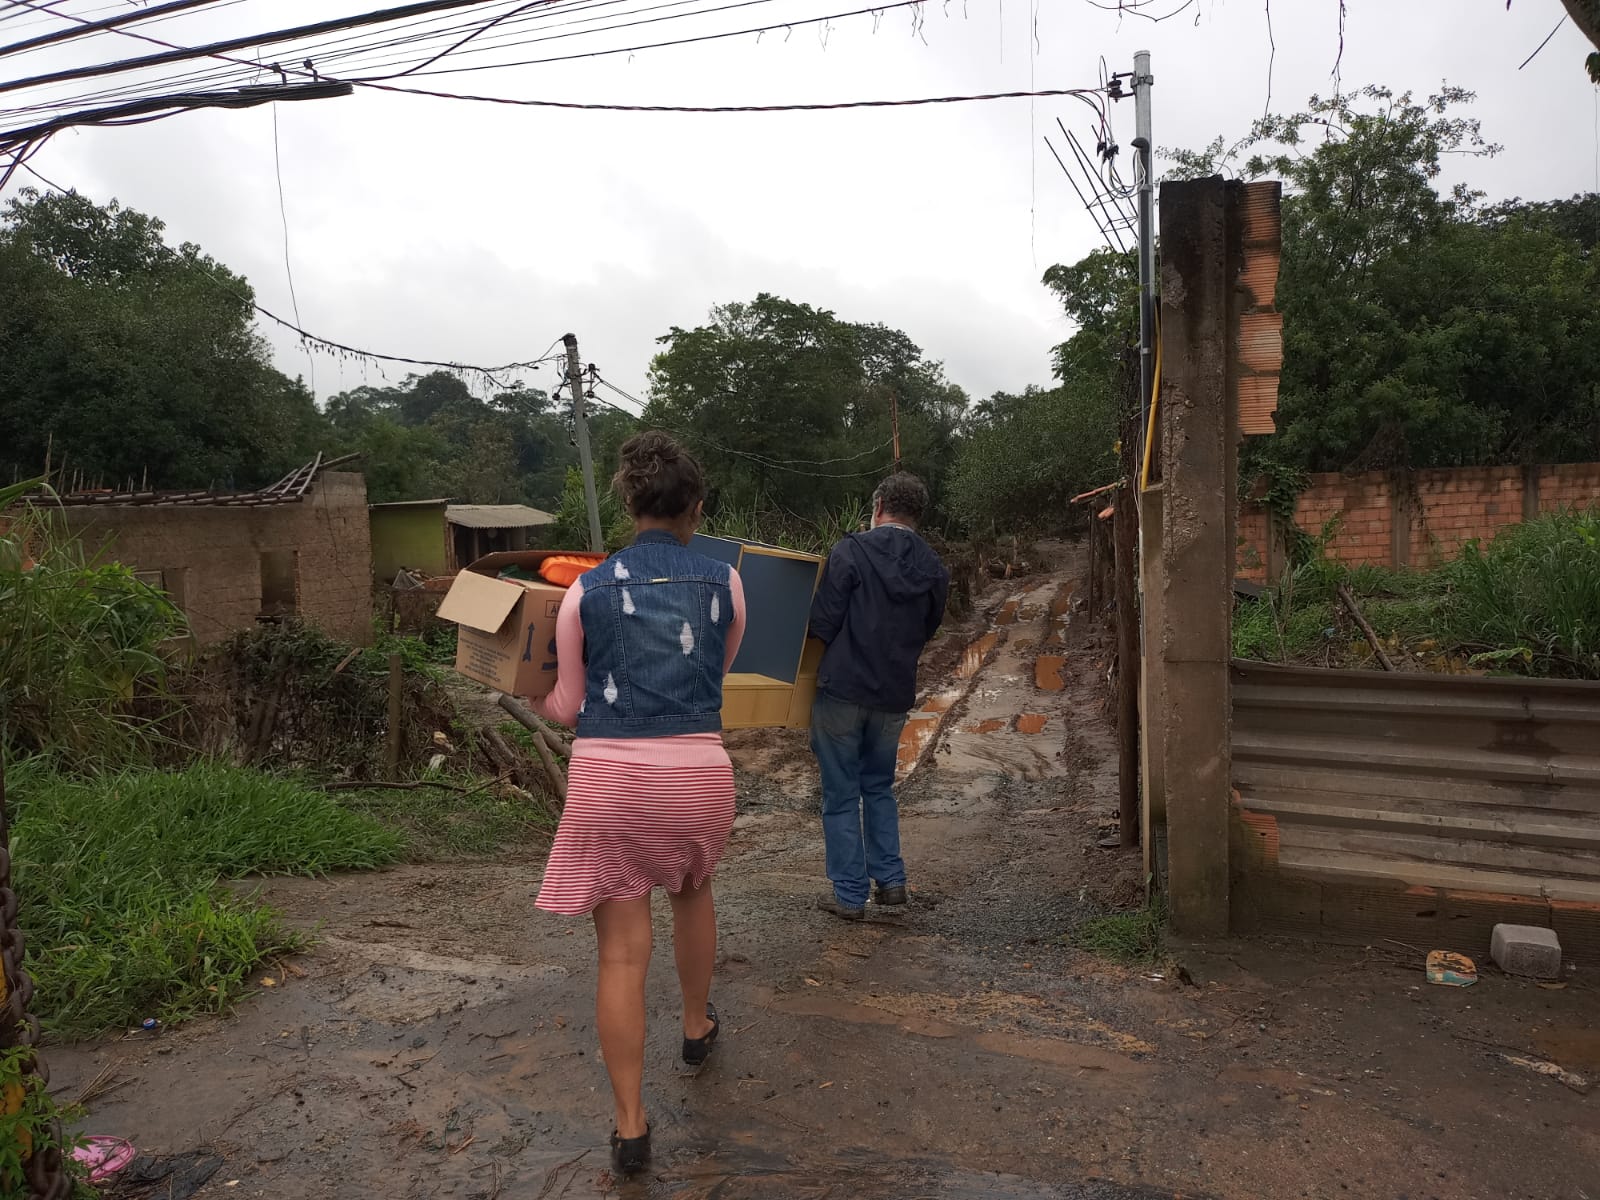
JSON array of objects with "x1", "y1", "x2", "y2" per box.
[
  {"x1": 646, "y1": 294, "x2": 964, "y2": 520},
  {"x1": 948, "y1": 248, "x2": 1132, "y2": 532},
  {"x1": 948, "y1": 384, "x2": 1118, "y2": 533},
  {"x1": 1172, "y1": 86, "x2": 1600, "y2": 473},
  {"x1": 0, "y1": 190, "x2": 327, "y2": 489},
  {"x1": 322, "y1": 371, "x2": 585, "y2": 508}
]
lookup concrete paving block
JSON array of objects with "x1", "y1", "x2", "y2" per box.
[{"x1": 1490, "y1": 924, "x2": 1563, "y2": 979}]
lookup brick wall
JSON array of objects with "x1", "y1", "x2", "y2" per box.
[
  {"x1": 1238, "y1": 462, "x2": 1600, "y2": 582},
  {"x1": 66, "y1": 470, "x2": 374, "y2": 647}
]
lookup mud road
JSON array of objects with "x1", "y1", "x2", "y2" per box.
[{"x1": 52, "y1": 546, "x2": 1600, "y2": 1199}]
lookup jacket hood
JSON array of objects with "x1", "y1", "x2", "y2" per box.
[{"x1": 851, "y1": 526, "x2": 945, "y2": 601}]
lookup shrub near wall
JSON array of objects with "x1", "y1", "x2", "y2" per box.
[{"x1": 1238, "y1": 463, "x2": 1600, "y2": 582}]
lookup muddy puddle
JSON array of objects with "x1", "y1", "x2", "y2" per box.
[
  {"x1": 897, "y1": 629, "x2": 1006, "y2": 774},
  {"x1": 896, "y1": 577, "x2": 1084, "y2": 783}
]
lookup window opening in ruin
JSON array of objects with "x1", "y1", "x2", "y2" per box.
[{"x1": 259, "y1": 550, "x2": 299, "y2": 619}]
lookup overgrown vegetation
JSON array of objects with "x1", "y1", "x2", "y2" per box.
[
  {"x1": 181, "y1": 621, "x2": 473, "y2": 779},
  {"x1": 0, "y1": 481, "x2": 185, "y2": 764},
  {"x1": 7, "y1": 760, "x2": 405, "y2": 1037},
  {"x1": 1233, "y1": 508, "x2": 1600, "y2": 679},
  {"x1": 1444, "y1": 508, "x2": 1600, "y2": 678},
  {"x1": 1, "y1": 503, "x2": 557, "y2": 1046},
  {"x1": 704, "y1": 498, "x2": 872, "y2": 555}
]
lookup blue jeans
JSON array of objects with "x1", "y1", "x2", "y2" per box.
[{"x1": 810, "y1": 693, "x2": 909, "y2": 908}]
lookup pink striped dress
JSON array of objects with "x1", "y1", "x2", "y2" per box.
[{"x1": 531, "y1": 571, "x2": 747, "y2": 915}]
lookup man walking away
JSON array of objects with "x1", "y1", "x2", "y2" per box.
[{"x1": 808, "y1": 472, "x2": 950, "y2": 920}]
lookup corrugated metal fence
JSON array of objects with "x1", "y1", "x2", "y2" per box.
[{"x1": 1231, "y1": 661, "x2": 1600, "y2": 960}]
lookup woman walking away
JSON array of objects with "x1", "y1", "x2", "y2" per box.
[{"x1": 532, "y1": 431, "x2": 746, "y2": 1178}]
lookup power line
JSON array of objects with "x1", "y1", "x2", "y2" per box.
[
  {"x1": 0, "y1": 0, "x2": 509, "y2": 96},
  {"x1": 361, "y1": 79, "x2": 1107, "y2": 113},
  {"x1": 355, "y1": 0, "x2": 931, "y2": 78},
  {"x1": 356, "y1": 0, "x2": 781, "y2": 79},
  {"x1": 0, "y1": 0, "x2": 226, "y2": 58},
  {"x1": 0, "y1": 0, "x2": 917, "y2": 123},
  {"x1": 0, "y1": 78, "x2": 352, "y2": 152},
  {"x1": 7, "y1": 157, "x2": 570, "y2": 383},
  {"x1": 0, "y1": 0, "x2": 552, "y2": 119},
  {"x1": 0, "y1": 0, "x2": 992, "y2": 123},
  {"x1": 1518, "y1": 11, "x2": 1570, "y2": 71},
  {"x1": 590, "y1": 377, "x2": 895, "y2": 476},
  {"x1": 270, "y1": 99, "x2": 312, "y2": 395}
]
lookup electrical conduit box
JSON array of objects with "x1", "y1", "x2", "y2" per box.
[
  {"x1": 436, "y1": 550, "x2": 565, "y2": 698},
  {"x1": 691, "y1": 534, "x2": 826, "y2": 730}
]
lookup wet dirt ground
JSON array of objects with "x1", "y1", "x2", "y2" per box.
[{"x1": 53, "y1": 546, "x2": 1600, "y2": 1199}]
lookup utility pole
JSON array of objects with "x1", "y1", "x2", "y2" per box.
[
  {"x1": 563, "y1": 333, "x2": 604, "y2": 554},
  {"x1": 1133, "y1": 50, "x2": 1156, "y2": 442},
  {"x1": 889, "y1": 390, "x2": 902, "y2": 471}
]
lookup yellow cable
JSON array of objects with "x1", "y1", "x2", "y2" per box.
[{"x1": 1139, "y1": 309, "x2": 1162, "y2": 493}]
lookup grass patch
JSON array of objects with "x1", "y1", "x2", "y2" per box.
[
  {"x1": 1441, "y1": 507, "x2": 1600, "y2": 679},
  {"x1": 339, "y1": 777, "x2": 557, "y2": 858},
  {"x1": 1232, "y1": 508, "x2": 1600, "y2": 679},
  {"x1": 9, "y1": 760, "x2": 406, "y2": 1039},
  {"x1": 1071, "y1": 900, "x2": 1166, "y2": 965}
]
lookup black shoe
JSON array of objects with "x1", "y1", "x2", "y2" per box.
[
  {"x1": 682, "y1": 1002, "x2": 720, "y2": 1067},
  {"x1": 875, "y1": 884, "x2": 908, "y2": 906},
  {"x1": 816, "y1": 892, "x2": 865, "y2": 921},
  {"x1": 610, "y1": 1126, "x2": 651, "y2": 1177}
]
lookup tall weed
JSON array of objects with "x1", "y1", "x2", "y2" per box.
[
  {"x1": 705, "y1": 500, "x2": 868, "y2": 555},
  {"x1": 7, "y1": 760, "x2": 405, "y2": 1037},
  {"x1": 1, "y1": 481, "x2": 186, "y2": 762},
  {"x1": 1441, "y1": 507, "x2": 1600, "y2": 678}
]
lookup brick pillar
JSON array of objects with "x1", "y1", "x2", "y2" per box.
[{"x1": 1155, "y1": 176, "x2": 1240, "y2": 938}]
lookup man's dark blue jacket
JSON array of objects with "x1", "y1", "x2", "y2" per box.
[{"x1": 808, "y1": 524, "x2": 950, "y2": 714}]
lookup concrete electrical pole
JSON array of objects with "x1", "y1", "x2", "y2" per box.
[
  {"x1": 1133, "y1": 50, "x2": 1156, "y2": 439},
  {"x1": 563, "y1": 333, "x2": 604, "y2": 554}
]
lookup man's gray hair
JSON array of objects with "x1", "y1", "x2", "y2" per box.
[{"x1": 874, "y1": 472, "x2": 930, "y2": 526}]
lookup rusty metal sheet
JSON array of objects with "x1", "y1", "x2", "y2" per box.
[{"x1": 1231, "y1": 661, "x2": 1600, "y2": 945}]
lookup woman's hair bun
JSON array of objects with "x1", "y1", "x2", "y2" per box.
[{"x1": 613, "y1": 430, "x2": 706, "y2": 520}]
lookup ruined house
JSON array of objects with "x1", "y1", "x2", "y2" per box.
[{"x1": 37, "y1": 454, "x2": 373, "y2": 647}]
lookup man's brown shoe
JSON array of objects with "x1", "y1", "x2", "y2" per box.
[{"x1": 817, "y1": 892, "x2": 865, "y2": 921}]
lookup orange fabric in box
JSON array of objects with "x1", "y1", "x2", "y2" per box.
[{"x1": 538, "y1": 554, "x2": 606, "y2": 588}]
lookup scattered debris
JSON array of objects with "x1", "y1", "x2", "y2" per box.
[
  {"x1": 113, "y1": 1150, "x2": 223, "y2": 1200},
  {"x1": 1425, "y1": 951, "x2": 1477, "y2": 987},
  {"x1": 1500, "y1": 1054, "x2": 1593, "y2": 1095},
  {"x1": 71, "y1": 1135, "x2": 136, "y2": 1184},
  {"x1": 1490, "y1": 924, "x2": 1563, "y2": 980}
]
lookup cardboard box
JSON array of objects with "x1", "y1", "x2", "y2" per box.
[
  {"x1": 436, "y1": 550, "x2": 566, "y2": 698},
  {"x1": 439, "y1": 539, "x2": 829, "y2": 727},
  {"x1": 691, "y1": 534, "x2": 826, "y2": 730}
]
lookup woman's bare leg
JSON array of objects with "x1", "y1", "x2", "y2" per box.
[
  {"x1": 592, "y1": 895, "x2": 653, "y2": 1138},
  {"x1": 667, "y1": 879, "x2": 718, "y2": 1040}
]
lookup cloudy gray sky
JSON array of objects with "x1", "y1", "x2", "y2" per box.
[{"x1": 7, "y1": 1, "x2": 1599, "y2": 410}]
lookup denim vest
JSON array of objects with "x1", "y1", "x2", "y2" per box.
[{"x1": 575, "y1": 530, "x2": 733, "y2": 739}]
